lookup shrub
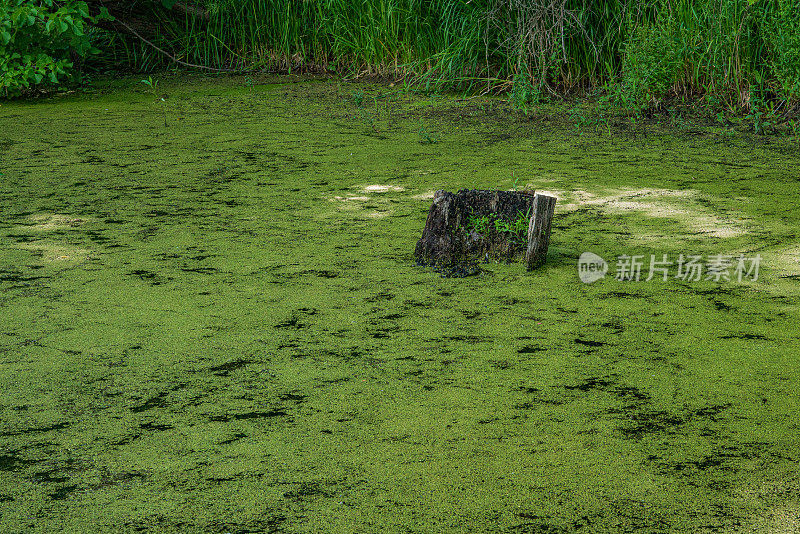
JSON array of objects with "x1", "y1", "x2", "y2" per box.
[
  {"x1": 764, "y1": 0, "x2": 800, "y2": 100},
  {"x1": 0, "y1": 0, "x2": 107, "y2": 97},
  {"x1": 619, "y1": 17, "x2": 682, "y2": 107}
]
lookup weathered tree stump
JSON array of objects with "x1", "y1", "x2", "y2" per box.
[
  {"x1": 415, "y1": 189, "x2": 554, "y2": 276},
  {"x1": 525, "y1": 193, "x2": 557, "y2": 270}
]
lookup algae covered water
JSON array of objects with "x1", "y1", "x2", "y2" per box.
[{"x1": 1, "y1": 75, "x2": 799, "y2": 532}]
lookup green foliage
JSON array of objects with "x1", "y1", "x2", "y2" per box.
[
  {"x1": 466, "y1": 209, "x2": 529, "y2": 245},
  {"x1": 568, "y1": 100, "x2": 614, "y2": 136},
  {"x1": 509, "y1": 71, "x2": 542, "y2": 114},
  {"x1": 620, "y1": 17, "x2": 682, "y2": 107},
  {"x1": 346, "y1": 90, "x2": 382, "y2": 134},
  {"x1": 351, "y1": 90, "x2": 365, "y2": 108},
  {"x1": 493, "y1": 212, "x2": 528, "y2": 244},
  {"x1": 141, "y1": 74, "x2": 158, "y2": 93},
  {"x1": 349, "y1": 91, "x2": 381, "y2": 134},
  {"x1": 418, "y1": 124, "x2": 439, "y2": 144},
  {"x1": 569, "y1": 105, "x2": 591, "y2": 135},
  {"x1": 763, "y1": 0, "x2": 800, "y2": 100},
  {"x1": 467, "y1": 213, "x2": 491, "y2": 235},
  {"x1": 141, "y1": 75, "x2": 168, "y2": 126},
  {"x1": 745, "y1": 95, "x2": 777, "y2": 134},
  {"x1": 0, "y1": 0, "x2": 108, "y2": 97},
  {"x1": 185, "y1": 0, "x2": 794, "y2": 108},
  {"x1": 9, "y1": 0, "x2": 796, "y2": 109}
]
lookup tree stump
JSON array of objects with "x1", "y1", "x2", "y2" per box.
[{"x1": 415, "y1": 189, "x2": 554, "y2": 276}]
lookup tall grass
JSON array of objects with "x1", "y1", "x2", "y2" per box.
[{"x1": 97, "y1": 0, "x2": 800, "y2": 108}]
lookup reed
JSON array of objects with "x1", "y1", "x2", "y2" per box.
[{"x1": 97, "y1": 0, "x2": 800, "y2": 107}]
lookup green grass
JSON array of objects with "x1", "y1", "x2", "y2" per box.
[{"x1": 1, "y1": 75, "x2": 799, "y2": 532}]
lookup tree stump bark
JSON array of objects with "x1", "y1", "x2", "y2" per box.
[
  {"x1": 415, "y1": 189, "x2": 545, "y2": 276},
  {"x1": 525, "y1": 193, "x2": 557, "y2": 270}
]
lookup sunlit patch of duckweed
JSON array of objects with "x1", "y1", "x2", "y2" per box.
[
  {"x1": 0, "y1": 75, "x2": 798, "y2": 533},
  {"x1": 364, "y1": 210, "x2": 393, "y2": 218},
  {"x1": 361, "y1": 184, "x2": 405, "y2": 193},
  {"x1": 16, "y1": 242, "x2": 92, "y2": 262},
  {"x1": 412, "y1": 190, "x2": 437, "y2": 200},
  {"x1": 556, "y1": 188, "x2": 748, "y2": 238},
  {"x1": 19, "y1": 213, "x2": 91, "y2": 232},
  {"x1": 329, "y1": 195, "x2": 371, "y2": 202},
  {"x1": 762, "y1": 244, "x2": 800, "y2": 276}
]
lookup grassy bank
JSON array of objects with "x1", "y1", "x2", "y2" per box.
[{"x1": 93, "y1": 0, "x2": 800, "y2": 112}]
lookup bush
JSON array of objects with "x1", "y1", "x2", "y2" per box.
[
  {"x1": 0, "y1": 0, "x2": 107, "y2": 97},
  {"x1": 619, "y1": 17, "x2": 682, "y2": 107},
  {"x1": 764, "y1": 0, "x2": 800, "y2": 100}
]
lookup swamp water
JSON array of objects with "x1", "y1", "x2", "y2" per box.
[{"x1": 1, "y1": 75, "x2": 799, "y2": 532}]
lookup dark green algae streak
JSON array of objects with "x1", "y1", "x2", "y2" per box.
[{"x1": 0, "y1": 74, "x2": 799, "y2": 532}]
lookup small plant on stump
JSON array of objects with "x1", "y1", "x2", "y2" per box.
[
  {"x1": 493, "y1": 209, "x2": 530, "y2": 246},
  {"x1": 466, "y1": 209, "x2": 530, "y2": 246},
  {"x1": 466, "y1": 214, "x2": 491, "y2": 235}
]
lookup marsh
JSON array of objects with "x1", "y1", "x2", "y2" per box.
[{"x1": 1, "y1": 75, "x2": 799, "y2": 532}]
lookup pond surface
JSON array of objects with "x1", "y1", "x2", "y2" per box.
[{"x1": 1, "y1": 75, "x2": 799, "y2": 532}]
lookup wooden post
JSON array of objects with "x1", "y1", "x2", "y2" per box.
[{"x1": 525, "y1": 194, "x2": 556, "y2": 270}]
